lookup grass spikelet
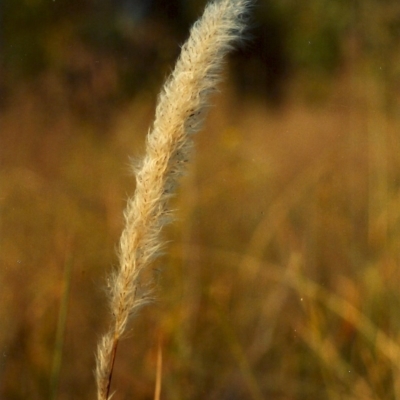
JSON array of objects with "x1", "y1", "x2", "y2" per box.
[{"x1": 95, "y1": 1, "x2": 252, "y2": 398}]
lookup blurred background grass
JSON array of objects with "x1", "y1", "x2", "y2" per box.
[{"x1": 2, "y1": 0, "x2": 400, "y2": 399}]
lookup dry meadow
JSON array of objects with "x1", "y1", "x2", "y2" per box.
[{"x1": 2, "y1": 29, "x2": 400, "y2": 400}]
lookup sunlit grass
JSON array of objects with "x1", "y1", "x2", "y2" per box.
[{"x1": 1, "y1": 68, "x2": 400, "y2": 398}]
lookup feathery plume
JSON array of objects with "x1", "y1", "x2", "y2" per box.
[{"x1": 96, "y1": 0, "x2": 252, "y2": 398}]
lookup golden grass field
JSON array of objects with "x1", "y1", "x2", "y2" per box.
[{"x1": 2, "y1": 64, "x2": 400, "y2": 399}]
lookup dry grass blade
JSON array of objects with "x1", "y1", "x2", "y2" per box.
[
  {"x1": 50, "y1": 256, "x2": 73, "y2": 400},
  {"x1": 153, "y1": 335, "x2": 163, "y2": 400},
  {"x1": 286, "y1": 271, "x2": 400, "y2": 368}
]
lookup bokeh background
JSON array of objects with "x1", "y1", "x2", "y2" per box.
[{"x1": 2, "y1": 0, "x2": 400, "y2": 399}]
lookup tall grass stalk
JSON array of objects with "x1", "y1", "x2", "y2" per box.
[
  {"x1": 95, "y1": 1, "x2": 252, "y2": 398},
  {"x1": 50, "y1": 256, "x2": 73, "y2": 400}
]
